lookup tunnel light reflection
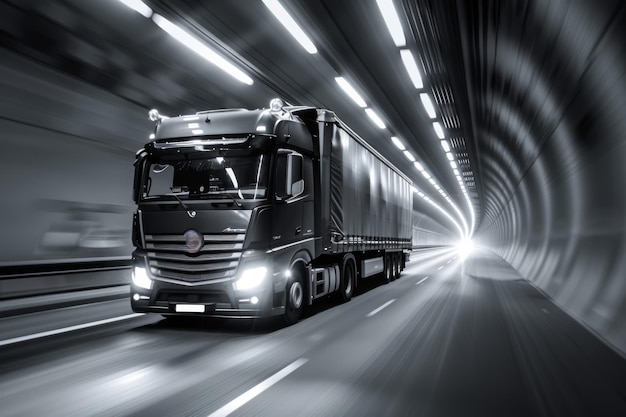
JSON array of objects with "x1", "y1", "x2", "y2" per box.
[
  {"x1": 365, "y1": 108, "x2": 386, "y2": 129},
  {"x1": 262, "y1": 0, "x2": 317, "y2": 54},
  {"x1": 420, "y1": 93, "x2": 437, "y2": 118},
  {"x1": 117, "y1": 0, "x2": 152, "y2": 18},
  {"x1": 151, "y1": 14, "x2": 254, "y2": 85},
  {"x1": 400, "y1": 50, "x2": 423, "y2": 89},
  {"x1": 376, "y1": 0, "x2": 406, "y2": 47},
  {"x1": 335, "y1": 77, "x2": 367, "y2": 108},
  {"x1": 391, "y1": 136, "x2": 406, "y2": 150}
]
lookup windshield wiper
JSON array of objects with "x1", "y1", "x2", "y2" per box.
[
  {"x1": 168, "y1": 188, "x2": 196, "y2": 218},
  {"x1": 211, "y1": 191, "x2": 243, "y2": 207}
]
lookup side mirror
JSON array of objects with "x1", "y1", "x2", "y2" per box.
[{"x1": 290, "y1": 179, "x2": 304, "y2": 197}]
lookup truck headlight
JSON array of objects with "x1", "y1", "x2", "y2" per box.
[
  {"x1": 132, "y1": 266, "x2": 152, "y2": 290},
  {"x1": 234, "y1": 266, "x2": 267, "y2": 290}
]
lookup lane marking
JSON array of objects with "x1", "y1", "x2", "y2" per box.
[
  {"x1": 447, "y1": 259, "x2": 452, "y2": 264},
  {"x1": 207, "y1": 358, "x2": 309, "y2": 417},
  {"x1": 0, "y1": 313, "x2": 145, "y2": 347},
  {"x1": 438, "y1": 266, "x2": 444, "y2": 270},
  {"x1": 416, "y1": 277, "x2": 429, "y2": 285},
  {"x1": 366, "y1": 299, "x2": 396, "y2": 317}
]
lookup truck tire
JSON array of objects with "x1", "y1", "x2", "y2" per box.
[
  {"x1": 393, "y1": 254, "x2": 401, "y2": 279},
  {"x1": 284, "y1": 272, "x2": 305, "y2": 325},
  {"x1": 339, "y1": 256, "x2": 355, "y2": 302},
  {"x1": 383, "y1": 254, "x2": 392, "y2": 284}
]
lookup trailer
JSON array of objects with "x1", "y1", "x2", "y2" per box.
[{"x1": 130, "y1": 99, "x2": 412, "y2": 323}]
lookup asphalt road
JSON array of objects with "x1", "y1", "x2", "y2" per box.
[{"x1": 1, "y1": 247, "x2": 625, "y2": 417}]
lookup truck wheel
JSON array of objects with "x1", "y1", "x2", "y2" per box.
[
  {"x1": 393, "y1": 254, "x2": 401, "y2": 279},
  {"x1": 339, "y1": 257, "x2": 355, "y2": 302},
  {"x1": 383, "y1": 254, "x2": 392, "y2": 284},
  {"x1": 284, "y1": 273, "x2": 304, "y2": 325}
]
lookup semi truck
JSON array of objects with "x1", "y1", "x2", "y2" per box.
[{"x1": 130, "y1": 99, "x2": 412, "y2": 323}]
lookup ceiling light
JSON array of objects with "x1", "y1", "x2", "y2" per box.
[
  {"x1": 403, "y1": 150, "x2": 415, "y2": 162},
  {"x1": 453, "y1": 169, "x2": 460, "y2": 175},
  {"x1": 152, "y1": 14, "x2": 253, "y2": 85},
  {"x1": 375, "y1": 0, "x2": 406, "y2": 47},
  {"x1": 118, "y1": 0, "x2": 152, "y2": 18},
  {"x1": 429, "y1": 178, "x2": 436, "y2": 185},
  {"x1": 441, "y1": 140, "x2": 450, "y2": 152},
  {"x1": 450, "y1": 161, "x2": 457, "y2": 169},
  {"x1": 433, "y1": 122, "x2": 445, "y2": 139},
  {"x1": 335, "y1": 77, "x2": 367, "y2": 108},
  {"x1": 422, "y1": 171, "x2": 431, "y2": 179},
  {"x1": 391, "y1": 136, "x2": 405, "y2": 150},
  {"x1": 419, "y1": 93, "x2": 436, "y2": 118},
  {"x1": 262, "y1": 0, "x2": 317, "y2": 54},
  {"x1": 414, "y1": 161, "x2": 424, "y2": 171},
  {"x1": 446, "y1": 152, "x2": 454, "y2": 161},
  {"x1": 365, "y1": 108, "x2": 386, "y2": 129},
  {"x1": 400, "y1": 50, "x2": 423, "y2": 89}
]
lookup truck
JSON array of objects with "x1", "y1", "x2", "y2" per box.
[{"x1": 130, "y1": 99, "x2": 412, "y2": 324}]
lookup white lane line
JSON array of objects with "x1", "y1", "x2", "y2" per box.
[
  {"x1": 0, "y1": 313, "x2": 145, "y2": 347},
  {"x1": 438, "y1": 266, "x2": 444, "y2": 270},
  {"x1": 366, "y1": 299, "x2": 396, "y2": 317},
  {"x1": 207, "y1": 358, "x2": 309, "y2": 417},
  {"x1": 416, "y1": 277, "x2": 429, "y2": 285}
]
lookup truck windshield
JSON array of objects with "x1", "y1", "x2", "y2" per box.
[{"x1": 142, "y1": 154, "x2": 269, "y2": 201}]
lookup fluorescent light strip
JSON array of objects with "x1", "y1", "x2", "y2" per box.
[
  {"x1": 376, "y1": 0, "x2": 406, "y2": 47},
  {"x1": 433, "y1": 122, "x2": 445, "y2": 139},
  {"x1": 441, "y1": 140, "x2": 450, "y2": 152},
  {"x1": 365, "y1": 108, "x2": 386, "y2": 129},
  {"x1": 400, "y1": 50, "x2": 423, "y2": 89},
  {"x1": 414, "y1": 161, "x2": 424, "y2": 171},
  {"x1": 151, "y1": 14, "x2": 253, "y2": 85},
  {"x1": 403, "y1": 150, "x2": 416, "y2": 162},
  {"x1": 118, "y1": 0, "x2": 152, "y2": 18},
  {"x1": 391, "y1": 136, "x2": 405, "y2": 150},
  {"x1": 262, "y1": 0, "x2": 317, "y2": 54},
  {"x1": 419, "y1": 93, "x2": 436, "y2": 118},
  {"x1": 335, "y1": 77, "x2": 367, "y2": 108}
]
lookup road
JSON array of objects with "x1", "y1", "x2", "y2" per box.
[{"x1": 1, "y1": 248, "x2": 625, "y2": 416}]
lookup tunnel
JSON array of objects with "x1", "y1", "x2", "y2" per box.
[{"x1": 0, "y1": 0, "x2": 625, "y2": 416}]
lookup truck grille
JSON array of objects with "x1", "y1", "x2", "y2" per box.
[{"x1": 145, "y1": 233, "x2": 245, "y2": 284}]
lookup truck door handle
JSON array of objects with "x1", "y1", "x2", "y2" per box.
[{"x1": 295, "y1": 227, "x2": 302, "y2": 234}]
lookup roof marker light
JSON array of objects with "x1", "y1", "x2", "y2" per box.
[
  {"x1": 391, "y1": 136, "x2": 406, "y2": 150},
  {"x1": 376, "y1": 0, "x2": 406, "y2": 47},
  {"x1": 262, "y1": 0, "x2": 317, "y2": 54},
  {"x1": 419, "y1": 93, "x2": 437, "y2": 118},
  {"x1": 433, "y1": 122, "x2": 445, "y2": 139},
  {"x1": 365, "y1": 108, "x2": 386, "y2": 129},
  {"x1": 335, "y1": 77, "x2": 367, "y2": 108},
  {"x1": 151, "y1": 14, "x2": 254, "y2": 85},
  {"x1": 400, "y1": 50, "x2": 423, "y2": 89}
]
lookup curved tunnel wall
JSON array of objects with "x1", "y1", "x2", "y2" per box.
[{"x1": 475, "y1": 1, "x2": 626, "y2": 354}]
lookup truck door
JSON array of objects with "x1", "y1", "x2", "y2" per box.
[{"x1": 272, "y1": 150, "x2": 308, "y2": 249}]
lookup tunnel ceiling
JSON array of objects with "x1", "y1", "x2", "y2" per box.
[{"x1": 2, "y1": 0, "x2": 624, "y2": 238}]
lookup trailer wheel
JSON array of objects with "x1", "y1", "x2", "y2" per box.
[
  {"x1": 284, "y1": 271, "x2": 304, "y2": 325},
  {"x1": 383, "y1": 254, "x2": 392, "y2": 284},
  {"x1": 393, "y1": 254, "x2": 401, "y2": 279},
  {"x1": 339, "y1": 257, "x2": 355, "y2": 302}
]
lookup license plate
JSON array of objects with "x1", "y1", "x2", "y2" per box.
[{"x1": 175, "y1": 304, "x2": 205, "y2": 313}]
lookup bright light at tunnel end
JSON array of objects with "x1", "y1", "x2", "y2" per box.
[{"x1": 455, "y1": 238, "x2": 475, "y2": 259}]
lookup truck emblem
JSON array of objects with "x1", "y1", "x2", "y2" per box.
[{"x1": 183, "y1": 230, "x2": 203, "y2": 253}]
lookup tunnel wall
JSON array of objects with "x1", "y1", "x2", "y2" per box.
[
  {"x1": 477, "y1": 2, "x2": 626, "y2": 355},
  {"x1": 0, "y1": 48, "x2": 149, "y2": 269}
]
